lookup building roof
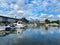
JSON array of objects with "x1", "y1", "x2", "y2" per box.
[{"x1": 0, "y1": 15, "x2": 19, "y2": 20}]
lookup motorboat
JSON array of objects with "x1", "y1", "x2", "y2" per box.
[
  {"x1": 16, "y1": 21, "x2": 27, "y2": 30},
  {"x1": 0, "y1": 26, "x2": 5, "y2": 31},
  {"x1": 5, "y1": 24, "x2": 16, "y2": 31}
]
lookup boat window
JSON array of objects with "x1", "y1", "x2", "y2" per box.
[
  {"x1": 18, "y1": 22, "x2": 22, "y2": 24},
  {"x1": 18, "y1": 22, "x2": 20, "y2": 24},
  {"x1": 11, "y1": 25, "x2": 15, "y2": 27}
]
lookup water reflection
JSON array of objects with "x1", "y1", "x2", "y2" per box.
[
  {"x1": 0, "y1": 26, "x2": 60, "y2": 45},
  {"x1": 0, "y1": 30, "x2": 17, "y2": 37},
  {"x1": 16, "y1": 28, "x2": 26, "y2": 38}
]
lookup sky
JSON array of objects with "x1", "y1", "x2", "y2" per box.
[{"x1": 0, "y1": 0, "x2": 60, "y2": 20}]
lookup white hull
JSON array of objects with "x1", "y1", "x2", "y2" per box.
[
  {"x1": 16, "y1": 24, "x2": 26, "y2": 30},
  {"x1": 0, "y1": 26, "x2": 5, "y2": 31},
  {"x1": 15, "y1": 21, "x2": 27, "y2": 30}
]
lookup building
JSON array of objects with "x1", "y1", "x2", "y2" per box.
[
  {"x1": 0, "y1": 15, "x2": 19, "y2": 23},
  {"x1": 40, "y1": 20, "x2": 45, "y2": 25}
]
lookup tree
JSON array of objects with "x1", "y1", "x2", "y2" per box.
[
  {"x1": 22, "y1": 17, "x2": 29, "y2": 23},
  {"x1": 45, "y1": 19, "x2": 50, "y2": 24},
  {"x1": 51, "y1": 20, "x2": 60, "y2": 24}
]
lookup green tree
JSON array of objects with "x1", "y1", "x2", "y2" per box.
[
  {"x1": 56, "y1": 20, "x2": 60, "y2": 24},
  {"x1": 45, "y1": 19, "x2": 50, "y2": 24},
  {"x1": 51, "y1": 20, "x2": 60, "y2": 24},
  {"x1": 22, "y1": 17, "x2": 29, "y2": 23}
]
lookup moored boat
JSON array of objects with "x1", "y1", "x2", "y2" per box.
[{"x1": 16, "y1": 21, "x2": 27, "y2": 30}]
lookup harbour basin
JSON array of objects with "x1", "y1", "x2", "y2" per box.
[{"x1": 0, "y1": 26, "x2": 60, "y2": 45}]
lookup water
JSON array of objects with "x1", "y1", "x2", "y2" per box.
[{"x1": 0, "y1": 26, "x2": 60, "y2": 45}]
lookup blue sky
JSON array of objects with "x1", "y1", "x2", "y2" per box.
[{"x1": 0, "y1": 0, "x2": 60, "y2": 20}]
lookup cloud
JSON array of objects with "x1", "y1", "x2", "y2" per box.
[
  {"x1": 57, "y1": 15, "x2": 60, "y2": 20},
  {"x1": 47, "y1": 14, "x2": 54, "y2": 18},
  {"x1": 58, "y1": 15, "x2": 60, "y2": 17},
  {"x1": 39, "y1": 14, "x2": 60, "y2": 21},
  {"x1": 10, "y1": 4, "x2": 19, "y2": 10},
  {"x1": 0, "y1": 0, "x2": 60, "y2": 20},
  {"x1": 17, "y1": 10, "x2": 24, "y2": 14},
  {"x1": 47, "y1": 14, "x2": 60, "y2": 21},
  {"x1": 40, "y1": 13, "x2": 47, "y2": 18}
]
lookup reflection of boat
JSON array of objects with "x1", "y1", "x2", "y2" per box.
[
  {"x1": 0, "y1": 30, "x2": 12, "y2": 37},
  {"x1": 16, "y1": 29, "x2": 25, "y2": 38},
  {"x1": 58, "y1": 24, "x2": 60, "y2": 27},
  {"x1": 0, "y1": 30, "x2": 6, "y2": 37},
  {"x1": 16, "y1": 21, "x2": 27, "y2": 29}
]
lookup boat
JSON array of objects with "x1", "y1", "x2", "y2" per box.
[
  {"x1": 5, "y1": 24, "x2": 16, "y2": 31},
  {"x1": 0, "y1": 26, "x2": 5, "y2": 31},
  {"x1": 16, "y1": 21, "x2": 27, "y2": 30}
]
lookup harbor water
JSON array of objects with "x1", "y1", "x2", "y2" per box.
[{"x1": 0, "y1": 26, "x2": 60, "y2": 45}]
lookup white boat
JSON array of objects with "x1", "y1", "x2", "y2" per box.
[
  {"x1": 16, "y1": 21, "x2": 27, "y2": 30},
  {"x1": 5, "y1": 24, "x2": 16, "y2": 31},
  {"x1": 0, "y1": 26, "x2": 5, "y2": 31}
]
